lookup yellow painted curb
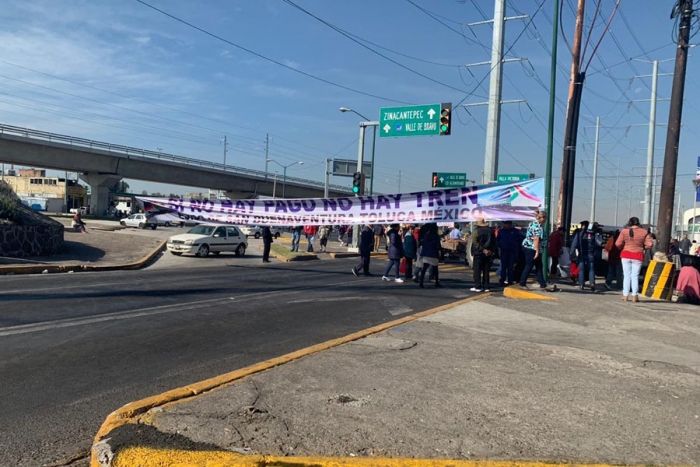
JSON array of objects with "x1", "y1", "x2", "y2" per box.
[
  {"x1": 503, "y1": 285, "x2": 558, "y2": 300},
  {"x1": 91, "y1": 293, "x2": 491, "y2": 467},
  {"x1": 108, "y1": 448, "x2": 668, "y2": 467}
]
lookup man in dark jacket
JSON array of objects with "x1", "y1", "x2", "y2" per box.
[
  {"x1": 471, "y1": 218, "x2": 497, "y2": 292},
  {"x1": 382, "y1": 224, "x2": 404, "y2": 282},
  {"x1": 352, "y1": 224, "x2": 375, "y2": 277},
  {"x1": 497, "y1": 220, "x2": 519, "y2": 286},
  {"x1": 570, "y1": 220, "x2": 601, "y2": 291},
  {"x1": 262, "y1": 226, "x2": 273, "y2": 263}
]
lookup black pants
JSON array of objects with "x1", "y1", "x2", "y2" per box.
[
  {"x1": 550, "y1": 256, "x2": 559, "y2": 276},
  {"x1": 472, "y1": 253, "x2": 492, "y2": 289},
  {"x1": 420, "y1": 264, "x2": 439, "y2": 285},
  {"x1": 262, "y1": 242, "x2": 271, "y2": 261},
  {"x1": 354, "y1": 251, "x2": 371, "y2": 275}
]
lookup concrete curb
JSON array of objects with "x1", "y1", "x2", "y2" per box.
[
  {"x1": 0, "y1": 240, "x2": 167, "y2": 275},
  {"x1": 263, "y1": 245, "x2": 319, "y2": 262},
  {"x1": 102, "y1": 450, "x2": 655, "y2": 467},
  {"x1": 503, "y1": 284, "x2": 558, "y2": 300},
  {"x1": 90, "y1": 294, "x2": 492, "y2": 467}
]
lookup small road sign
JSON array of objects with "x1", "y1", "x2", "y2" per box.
[
  {"x1": 380, "y1": 104, "x2": 443, "y2": 138},
  {"x1": 496, "y1": 173, "x2": 534, "y2": 183},
  {"x1": 431, "y1": 172, "x2": 468, "y2": 188}
]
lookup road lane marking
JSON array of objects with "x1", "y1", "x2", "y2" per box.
[
  {"x1": 288, "y1": 296, "x2": 413, "y2": 316},
  {"x1": 0, "y1": 297, "x2": 235, "y2": 337}
]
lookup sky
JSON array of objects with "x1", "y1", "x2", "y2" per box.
[{"x1": 0, "y1": 0, "x2": 698, "y2": 227}]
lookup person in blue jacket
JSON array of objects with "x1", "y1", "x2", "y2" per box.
[
  {"x1": 382, "y1": 224, "x2": 404, "y2": 282},
  {"x1": 419, "y1": 223, "x2": 442, "y2": 288},
  {"x1": 402, "y1": 225, "x2": 417, "y2": 281},
  {"x1": 497, "y1": 220, "x2": 520, "y2": 286}
]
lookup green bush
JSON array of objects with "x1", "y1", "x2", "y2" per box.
[{"x1": 0, "y1": 181, "x2": 22, "y2": 223}]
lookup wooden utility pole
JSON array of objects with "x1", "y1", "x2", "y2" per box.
[
  {"x1": 557, "y1": 0, "x2": 586, "y2": 236},
  {"x1": 657, "y1": 0, "x2": 693, "y2": 253}
]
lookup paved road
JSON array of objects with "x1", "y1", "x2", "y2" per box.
[{"x1": 0, "y1": 253, "x2": 474, "y2": 467}]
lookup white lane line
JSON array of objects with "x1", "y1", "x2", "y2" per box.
[{"x1": 0, "y1": 297, "x2": 235, "y2": 337}]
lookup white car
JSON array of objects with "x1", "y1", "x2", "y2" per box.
[
  {"x1": 120, "y1": 213, "x2": 157, "y2": 230},
  {"x1": 167, "y1": 224, "x2": 248, "y2": 257},
  {"x1": 240, "y1": 225, "x2": 282, "y2": 239}
]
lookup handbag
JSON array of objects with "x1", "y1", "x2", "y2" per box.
[{"x1": 399, "y1": 258, "x2": 407, "y2": 274}]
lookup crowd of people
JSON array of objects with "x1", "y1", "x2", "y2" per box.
[{"x1": 268, "y1": 215, "x2": 699, "y2": 302}]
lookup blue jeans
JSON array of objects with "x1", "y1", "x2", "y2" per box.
[
  {"x1": 291, "y1": 232, "x2": 300, "y2": 251},
  {"x1": 578, "y1": 256, "x2": 595, "y2": 287},
  {"x1": 384, "y1": 259, "x2": 401, "y2": 279},
  {"x1": 606, "y1": 263, "x2": 623, "y2": 289},
  {"x1": 519, "y1": 248, "x2": 546, "y2": 288},
  {"x1": 621, "y1": 258, "x2": 642, "y2": 297}
]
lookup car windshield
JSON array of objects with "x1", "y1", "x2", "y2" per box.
[{"x1": 187, "y1": 225, "x2": 215, "y2": 236}]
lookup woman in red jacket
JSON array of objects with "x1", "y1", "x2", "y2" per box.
[{"x1": 615, "y1": 217, "x2": 653, "y2": 302}]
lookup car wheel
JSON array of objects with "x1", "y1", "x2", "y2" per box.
[
  {"x1": 164, "y1": 222, "x2": 172, "y2": 227},
  {"x1": 235, "y1": 244, "x2": 246, "y2": 257},
  {"x1": 151, "y1": 225, "x2": 157, "y2": 230},
  {"x1": 254, "y1": 232, "x2": 261, "y2": 239},
  {"x1": 196, "y1": 244, "x2": 210, "y2": 257},
  {"x1": 120, "y1": 221, "x2": 125, "y2": 226},
  {"x1": 170, "y1": 251, "x2": 182, "y2": 256},
  {"x1": 274, "y1": 232, "x2": 280, "y2": 239},
  {"x1": 139, "y1": 223, "x2": 145, "y2": 229}
]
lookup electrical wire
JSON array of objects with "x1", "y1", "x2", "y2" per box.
[{"x1": 134, "y1": 0, "x2": 412, "y2": 105}]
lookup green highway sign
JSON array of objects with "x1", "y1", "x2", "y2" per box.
[
  {"x1": 380, "y1": 103, "x2": 444, "y2": 138},
  {"x1": 496, "y1": 173, "x2": 535, "y2": 183},
  {"x1": 431, "y1": 172, "x2": 467, "y2": 188}
]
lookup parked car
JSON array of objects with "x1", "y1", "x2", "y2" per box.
[
  {"x1": 167, "y1": 224, "x2": 248, "y2": 257},
  {"x1": 69, "y1": 206, "x2": 88, "y2": 215},
  {"x1": 120, "y1": 213, "x2": 157, "y2": 230},
  {"x1": 240, "y1": 225, "x2": 282, "y2": 239}
]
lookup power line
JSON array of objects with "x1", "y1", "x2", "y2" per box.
[
  {"x1": 134, "y1": 0, "x2": 412, "y2": 105},
  {"x1": 280, "y1": 0, "x2": 486, "y2": 97}
]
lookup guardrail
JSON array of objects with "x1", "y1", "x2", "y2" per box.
[{"x1": 0, "y1": 123, "x2": 350, "y2": 193}]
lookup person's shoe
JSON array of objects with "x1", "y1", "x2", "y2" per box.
[
  {"x1": 419, "y1": 283, "x2": 425, "y2": 288},
  {"x1": 579, "y1": 285, "x2": 585, "y2": 290},
  {"x1": 351, "y1": 268, "x2": 358, "y2": 277},
  {"x1": 604, "y1": 283, "x2": 612, "y2": 291},
  {"x1": 395, "y1": 278, "x2": 404, "y2": 283},
  {"x1": 435, "y1": 282, "x2": 443, "y2": 288},
  {"x1": 470, "y1": 287, "x2": 483, "y2": 292},
  {"x1": 382, "y1": 276, "x2": 391, "y2": 281},
  {"x1": 263, "y1": 260, "x2": 271, "y2": 263},
  {"x1": 518, "y1": 284, "x2": 529, "y2": 290},
  {"x1": 483, "y1": 288, "x2": 490, "y2": 292},
  {"x1": 591, "y1": 285, "x2": 596, "y2": 292},
  {"x1": 622, "y1": 295, "x2": 628, "y2": 302},
  {"x1": 632, "y1": 295, "x2": 639, "y2": 303}
]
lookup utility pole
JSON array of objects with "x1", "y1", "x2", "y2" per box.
[
  {"x1": 590, "y1": 116, "x2": 600, "y2": 222},
  {"x1": 484, "y1": 0, "x2": 505, "y2": 184},
  {"x1": 398, "y1": 170, "x2": 402, "y2": 193},
  {"x1": 644, "y1": 60, "x2": 659, "y2": 226},
  {"x1": 264, "y1": 134, "x2": 270, "y2": 180},
  {"x1": 324, "y1": 158, "x2": 331, "y2": 198},
  {"x1": 614, "y1": 158, "x2": 621, "y2": 226},
  {"x1": 557, "y1": 0, "x2": 586, "y2": 237},
  {"x1": 657, "y1": 0, "x2": 693, "y2": 253},
  {"x1": 465, "y1": 0, "x2": 527, "y2": 183},
  {"x1": 222, "y1": 135, "x2": 228, "y2": 170}
]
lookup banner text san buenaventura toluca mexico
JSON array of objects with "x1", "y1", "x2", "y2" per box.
[{"x1": 137, "y1": 178, "x2": 544, "y2": 227}]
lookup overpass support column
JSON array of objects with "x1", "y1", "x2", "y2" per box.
[{"x1": 80, "y1": 173, "x2": 120, "y2": 215}]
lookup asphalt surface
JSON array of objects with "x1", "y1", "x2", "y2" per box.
[
  {"x1": 0, "y1": 242, "x2": 475, "y2": 467},
  {"x1": 113, "y1": 285, "x2": 700, "y2": 466}
]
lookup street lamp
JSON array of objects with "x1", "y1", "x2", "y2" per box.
[
  {"x1": 266, "y1": 159, "x2": 303, "y2": 198},
  {"x1": 339, "y1": 107, "x2": 377, "y2": 195}
]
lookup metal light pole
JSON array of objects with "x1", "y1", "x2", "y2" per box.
[
  {"x1": 272, "y1": 172, "x2": 278, "y2": 199},
  {"x1": 266, "y1": 159, "x2": 303, "y2": 198},
  {"x1": 324, "y1": 158, "x2": 331, "y2": 198},
  {"x1": 340, "y1": 107, "x2": 377, "y2": 195}
]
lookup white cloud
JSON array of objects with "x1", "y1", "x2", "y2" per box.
[
  {"x1": 133, "y1": 36, "x2": 151, "y2": 45},
  {"x1": 250, "y1": 83, "x2": 300, "y2": 98},
  {"x1": 283, "y1": 59, "x2": 300, "y2": 69}
]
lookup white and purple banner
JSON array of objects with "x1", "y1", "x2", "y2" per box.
[{"x1": 138, "y1": 178, "x2": 544, "y2": 226}]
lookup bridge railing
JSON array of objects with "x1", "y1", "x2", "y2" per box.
[{"x1": 0, "y1": 123, "x2": 350, "y2": 192}]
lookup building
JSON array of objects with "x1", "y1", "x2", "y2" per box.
[{"x1": 1, "y1": 168, "x2": 87, "y2": 212}]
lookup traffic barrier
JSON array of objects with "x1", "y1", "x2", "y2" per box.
[{"x1": 642, "y1": 260, "x2": 676, "y2": 300}]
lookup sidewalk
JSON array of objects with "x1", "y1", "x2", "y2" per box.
[{"x1": 92, "y1": 284, "x2": 700, "y2": 467}]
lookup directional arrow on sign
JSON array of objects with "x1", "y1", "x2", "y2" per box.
[
  {"x1": 383, "y1": 124, "x2": 391, "y2": 133},
  {"x1": 440, "y1": 177, "x2": 445, "y2": 183},
  {"x1": 427, "y1": 108, "x2": 436, "y2": 119}
]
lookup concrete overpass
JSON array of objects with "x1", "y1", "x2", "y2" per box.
[{"x1": 0, "y1": 124, "x2": 351, "y2": 215}]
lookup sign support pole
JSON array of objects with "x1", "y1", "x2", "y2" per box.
[{"x1": 351, "y1": 123, "x2": 367, "y2": 250}]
